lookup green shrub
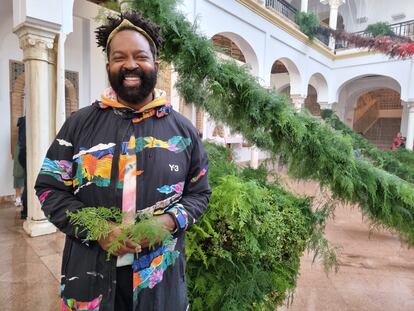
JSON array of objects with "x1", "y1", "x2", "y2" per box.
[
  {"x1": 365, "y1": 22, "x2": 394, "y2": 37},
  {"x1": 185, "y1": 143, "x2": 335, "y2": 310},
  {"x1": 186, "y1": 175, "x2": 313, "y2": 310},
  {"x1": 295, "y1": 11, "x2": 320, "y2": 40}
]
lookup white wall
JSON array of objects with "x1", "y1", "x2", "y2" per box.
[
  {"x1": 0, "y1": 1, "x2": 22, "y2": 196},
  {"x1": 340, "y1": 0, "x2": 414, "y2": 32}
]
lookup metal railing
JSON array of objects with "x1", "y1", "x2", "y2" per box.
[
  {"x1": 353, "y1": 103, "x2": 379, "y2": 134},
  {"x1": 390, "y1": 19, "x2": 414, "y2": 37},
  {"x1": 337, "y1": 19, "x2": 414, "y2": 49},
  {"x1": 265, "y1": 0, "x2": 298, "y2": 22}
]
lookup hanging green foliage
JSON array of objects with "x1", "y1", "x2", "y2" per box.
[
  {"x1": 365, "y1": 22, "x2": 395, "y2": 37},
  {"x1": 127, "y1": 0, "x2": 414, "y2": 244},
  {"x1": 295, "y1": 11, "x2": 321, "y2": 40}
]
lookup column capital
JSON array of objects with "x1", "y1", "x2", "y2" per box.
[
  {"x1": 320, "y1": 0, "x2": 345, "y2": 9},
  {"x1": 318, "y1": 102, "x2": 332, "y2": 110},
  {"x1": 402, "y1": 101, "x2": 414, "y2": 110},
  {"x1": 14, "y1": 23, "x2": 57, "y2": 63},
  {"x1": 291, "y1": 94, "x2": 306, "y2": 111}
]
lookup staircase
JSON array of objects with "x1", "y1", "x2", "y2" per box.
[
  {"x1": 353, "y1": 103, "x2": 379, "y2": 134},
  {"x1": 364, "y1": 118, "x2": 401, "y2": 149}
]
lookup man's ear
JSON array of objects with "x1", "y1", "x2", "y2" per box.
[{"x1": 154, "y1": 61, "x2": 160, "y2": 72}]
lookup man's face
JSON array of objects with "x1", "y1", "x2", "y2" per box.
[{"x1": 107, "y1": 30, "x2": 159, "y2": 106}]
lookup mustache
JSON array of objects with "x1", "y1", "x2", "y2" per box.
[{"x1": 119, "y1": 68, "x2": 144, "y2": 79}]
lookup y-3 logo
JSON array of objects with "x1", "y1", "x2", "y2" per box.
[{"x1": 169, "y1": 164, "x2": 179, "y2": 172}]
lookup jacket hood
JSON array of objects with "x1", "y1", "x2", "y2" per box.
[{"x1": 99, "y1": 87, "x2": 169, "y2": 113}]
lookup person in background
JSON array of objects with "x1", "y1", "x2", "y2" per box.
[
  {"x1": 13, "y1": 139, "x2": 24, "y2": 207},
  {"x1": 17, "y1": 116, "x2": 27, "y2": 219},
  {"x1": 391, "y1": 132, "x2": 406, "y2": 150}
]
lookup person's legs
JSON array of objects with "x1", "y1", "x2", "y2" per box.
[
  {"x1": 14, "y1": 187, "x2": 22, "y2": 206},
  {"x1": 115, "y1": 265, "x2": 133, "y2": 311},
  {"x1": 21, "y1": 180, "x2": 27, "y2": 219}
]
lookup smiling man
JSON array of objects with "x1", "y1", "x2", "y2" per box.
[{"x1": 35, "y1": 11, "x2": 211, "y2": 311}]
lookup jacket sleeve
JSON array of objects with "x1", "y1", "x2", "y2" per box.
[
  {"x1": 165, "y1": 134, "x2": 211, "y2": 233},
  {"x1": 35, "y1": 117, "x2": 87, "y2": 239}
]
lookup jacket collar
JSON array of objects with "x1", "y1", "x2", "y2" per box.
[{"x1": 100, "y1": 87, "x2": 169, "y2": 113}]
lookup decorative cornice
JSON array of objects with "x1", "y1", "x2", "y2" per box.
[
  {"x1": 404, "y1": 101, "x2": 414, "y2": 110},
  {"x1": 18, "y1": 33, "x2": 54, "y2": 51},
  {"x1": 320, "y1": 0, "x2": 346, "y2": 9}
]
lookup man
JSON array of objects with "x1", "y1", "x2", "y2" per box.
[{"x1": 35, "y1": 11, "x2": 210, "y2": 311}]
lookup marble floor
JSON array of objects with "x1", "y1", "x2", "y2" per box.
[
  {"x1": 0, "y1": 202, "x2": 63, "y2": 311},
  {"x1": 278, "y1": 178, "x2": 414, "y2": 311},
  {"x1": 1, "y1": 192, "x2": 414, "y2": 311}
]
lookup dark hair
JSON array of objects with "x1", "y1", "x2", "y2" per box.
[{"x1": 95, "y1": 11, "x2": 163, "y2": 59}]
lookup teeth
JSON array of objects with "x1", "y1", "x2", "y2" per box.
[{"x1": 124, "y1": 77, "x2": 139, "y2": 80}]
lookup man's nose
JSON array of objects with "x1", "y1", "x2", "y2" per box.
[{"x1": 124, "y1": 56, "x2": 138, "y2": 70}]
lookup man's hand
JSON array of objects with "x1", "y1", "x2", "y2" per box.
[
  {"x1": 97, "y1": 223, "x2": 141, "y2": 256},
  {"x1": 139, "y1": 214, "x2": 176, "y2": 249}
]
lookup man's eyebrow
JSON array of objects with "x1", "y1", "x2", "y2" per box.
[{"x1": 111, "y1": 49, "x2": 149, "y2": 55}]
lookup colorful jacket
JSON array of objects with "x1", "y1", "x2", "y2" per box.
[{"x1": 35, "y1": 88, "x2": 211, "y2": 311}]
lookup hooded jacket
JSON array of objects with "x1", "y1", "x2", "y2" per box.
[{"x1": 35, "y1": 88, "x2": 211, "y2": 311}]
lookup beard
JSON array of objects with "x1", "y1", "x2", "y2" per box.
[{"x1": 108, "y1": 66, "x2": 158, "y2": 105}]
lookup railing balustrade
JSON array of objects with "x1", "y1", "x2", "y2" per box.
[{"x1": 265, "y1": 0, "x2": 297, "y2": 22}]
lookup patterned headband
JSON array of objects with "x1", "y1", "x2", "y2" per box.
[{"x1": 106, "y1": 19, "x2": 157, "y2": 55}]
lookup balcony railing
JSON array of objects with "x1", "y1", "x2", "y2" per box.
[
  {"x1": 337, "y1": 19, "x2": 414, "y2": 49},
  {"x1": 265, "y1": 0, "x2": 297, "y2": 22},
  {"x1": 390, "y1": 19, "x2": 414, "y2": 37}
]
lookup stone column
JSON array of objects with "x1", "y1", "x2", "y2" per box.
[
  {"x1": 301, "y1": 0, "x2": 309, "y2": 12},
  {"x1": 400, "y1": 103, "x2": 408, "y2": 135},
  {"x1": 250, "y1": 146, "x2": 259, "y2": 169},
  {"x1": 56, "y1": 33, "x2": 67, "y2": 133},
  {"x1": 321, "y1": 0, "x2": 345, "y2": 49},
  {"x1": 291, "y1": 94, "x2": 306, "y2": 111},
  {"x1": 318, "y1": 102, "x2": 331, "y2": 110},
  {"x1": 404, "y1": 102, "x2": 414, "y2": 150},
  {"x1": 14, "y1": 24, "x2": 58, "y2": 236}
]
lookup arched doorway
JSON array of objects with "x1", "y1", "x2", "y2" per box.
[
  {"x1": 304, "y1": 85, "x2": 320, "y2": 116},
  {"x1": 270, "y1": 57, "x2": 302, "y2": 109},
  {"x1": 353, "y1": 88, "x2": 402, "y2": 149}
]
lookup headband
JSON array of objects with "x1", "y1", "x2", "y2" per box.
[{"x1": 106, "y1": 19, "x2": 157, "y2": 55}]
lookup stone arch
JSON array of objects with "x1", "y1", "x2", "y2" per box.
[
  {"x1": 337, "y1": 74, "x2": 401, "y2": 102},
  {"x1": 308, "y1": 72, "x2": 329, "y2": 103},
  {"x1": 336, "y1": 74, "x2": 402, "y2": 128},
  {"x1": 270, "y1": 57, "x2": 302, "y2": 95},
  {"x1": 210, "y1": 32, "x2": 259, "y2": 76}
]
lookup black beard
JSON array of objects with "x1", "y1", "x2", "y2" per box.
[{"x1": 108, "y1": 67, "x2": 158, "y2": 105}]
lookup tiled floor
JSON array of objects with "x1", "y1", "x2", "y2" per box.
[
  {"x1": 278, "y1": 178, "x2": 414, "y2": 311},
  {"x1": 1, "y1": 189, "x2": 414, "y2": 311},
  {"x1": 0, "y1": 202, "x2": 63, "y2": 311}
]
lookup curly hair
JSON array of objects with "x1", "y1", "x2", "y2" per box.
[{"x1": 95, "y1": 11, "x2": 163, "y2": 59}]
